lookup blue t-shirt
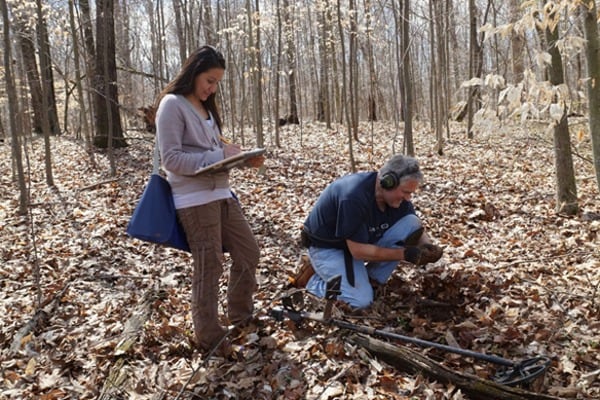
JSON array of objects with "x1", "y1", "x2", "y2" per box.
[{"x1": 303, "y1": 172, "x2": 415, "y2": 248}]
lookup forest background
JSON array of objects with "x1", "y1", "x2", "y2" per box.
[{"x1": 0, "y1": 0, "x2": 599, "y2": 399}]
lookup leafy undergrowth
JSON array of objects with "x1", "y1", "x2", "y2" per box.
[{"x1": 0, "y1": 119, "x2": 598, "y2": 399}]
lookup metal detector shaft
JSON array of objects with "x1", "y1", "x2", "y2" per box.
[
  {"x1": 331, "y1": 318, "x2": 516, "y2": 367},
  {"x1": 272, "y1": 307, "x2": 515, "y2": 367}
]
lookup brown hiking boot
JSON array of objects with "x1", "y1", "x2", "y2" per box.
[{"x1": 289, "y1": 254, "x2": 315, "y2": 288}]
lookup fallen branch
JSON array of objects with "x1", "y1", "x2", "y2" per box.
[
  {"x1": 10, "y1": 284, "x2": 70, "y2": 355},
  {"x1": 97, "y1": 286, "x2": 160, "y2": 399},
  {"x1": 349, "y1": 334, "x2": 562, "y2": 400}
]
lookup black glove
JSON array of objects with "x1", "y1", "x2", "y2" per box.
[
  {"x1": 405, "y1": 244, "x2": 443, "y2": 265},
  {"x1": 395, "y1": 227, "x2": 424, "y2": 247},
  {"x1": 418, "y1": 243, "x2": 443, "y2": 265},
  {"x1": 404, "y1": 246, "x2": 422, "y2": 264}
]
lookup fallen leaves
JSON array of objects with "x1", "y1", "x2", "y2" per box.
[{"x1": 0, "y1": 119, "x2": 599, "y2": 399}]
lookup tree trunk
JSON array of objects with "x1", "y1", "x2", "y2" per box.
[
  {"x1": 337, "y1": 0, "x2": 356, "y2": 171},
  {"x1": 282, "y1": 0, "x2": 299, "y2": 126},
  {"x1": 349, "y1": 0, "x2": 359, "y2": 142},
  {"x1": 13, "y1": 15, "x2": 44, "y2": 135},
  {"x1": 364, "y1": 0, "x2": 377, "y2": 123},
  {"x1": 93, "y1": 0, "x2": 126, "y2": 149},
  {"x1": 35, "y1": 0, "x2": 55, "y2": 186},
  {"x1": 254, "y1": 0, "x2": 264, "y2": 147},
  {"x1": 582, "y1": 0, "x2": 600, "y2": 191},
  {"x1": 317, "y1": 4, "x2": 332, "y2": 129},
  {"x1": 172, "y1": 0, "x2": 187, "y2": 63},
  {"x1": 401, "y1": 0, "x2": 415, "y2": 156},
  {"x1": 544, "y1": 3, "x2": 578, "y2": 215},
  {"x1": 274, "y1": 0, "x2": 282, "y2": 146},
  {"x1": 68, "y1": 0, "x2": 94, "y2": 162},
  {"x1": 510, "y1": 0, "x2": 525, "y2": 82},
  {"x1": 76, "y1": 0, "x2": 96, "y2": 135},
  {"x1": 1, "y1": 0, "x2": 28, "y2": 215},
  {"x1": 467, "y1": 0, "x2": 480, "y2": 139},
  {"x1": 36, "y1": 1, "x2": 61, "y2": 136},
  {"x1": 202, "y1": 0, "x2": 217, "y2": 45},
  {"x1": 115, "y1": 0, "x2": 133, "y2": 114}
]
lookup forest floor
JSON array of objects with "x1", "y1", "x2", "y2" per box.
[{"x1": 0, "y1": 118, "x2": 599, "y2": 400}]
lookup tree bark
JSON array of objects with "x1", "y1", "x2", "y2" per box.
[
  {"x1": 349, "y1": 0, "x2": 359, "y2": 142},
  {"x1": 544, "y1": 3, "x2": 578, "y2": 215},
  {"x1": 1, "y1": 0, "x2": 28, "y2": 215},
  {"x1": 317, "y1": 3, "x2": 332, "y2": 129},
  {"x1": 13, "y1": 15, "x2": 44, "y2": 135},
  {"x1": 510, "y1": 0, "x2": 525, "y2": 82},
  {"x1": 253, "y1": 0, "x2": 264, "y2": 147},
  {"x1": 282, "y1": 0, "x2": 299, "y2": 126},
  {"x1": 582, "y1": 0, "x2": 600, "y2": 191},
  {"x1": 93, "y1": 0, "x2": 126, "y2": 149},
  {"x1": 68, "y1": 0, "x2": 94, "y2": 160},
  {"x1": 467, "y1": 0, "x2": 481, "y2": 139},
  {"x1": 36, "y1": 1, "x2": 61, "y2": 136},
  {"x1": 401, "y1": 0, "x2": 415, "y2": 156}
]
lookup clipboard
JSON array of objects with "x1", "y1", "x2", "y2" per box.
[{"x1": 193, "y1": 148, "x2": 265, "y2": 175}]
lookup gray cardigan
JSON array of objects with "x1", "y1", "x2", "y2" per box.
[{"x1": 156, "y1": 94, "x2": 229, "y2": 195}]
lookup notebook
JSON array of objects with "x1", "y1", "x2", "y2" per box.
[{"x1": 193, "y1": 148, "x2": 265, "y2": 175}]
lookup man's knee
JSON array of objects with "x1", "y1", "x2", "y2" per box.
[
  {"x1": 343, "y1": 285, "x2": 374, "y2": 309},
  {"x1": 402, "y1": 213, "x2": 422, "y2": 229}
]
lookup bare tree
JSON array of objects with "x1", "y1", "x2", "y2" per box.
[
  {"x1": 35, "y1": 0, "x2": 55, "y2": 186},
  {"x1": 543, "y1": 3, "x2": 578, "y2": 215},
  {"x1": 466, "y1": 0, "x2": 481, "y2": 139},
  {"x1": 172, "y1": 0, "x2": 187, "y2": 63},
  {"x1": 401, "y1": 0, "x2": 415, "y2": 156},
  {"x1": 348, "y1": 0, "x2": 359, "y2": 142},
  {"x1": 76, "y1": 0, "x2": 96, "y2": 133},
  {"x1": 316, "y1": 2, "x2": 333, "y2": 129},
  {"x1": 509, "y1": 0, "x2": 525, "y2": 82},
  {"x1": 281, "y1": 0, "x2": 299, "y2": 126},
  {"x1": 93, "y1": 0, "x2": 126, "y2": 149},
  {"x1": 12, "y1": 6, "x2": 44, "y2": 135},
  {"x1": 252, "y1": 0, "x2": 264, "y2": 146},
  {"x1": 337, "y1": 0, "x2": 356, "y2": 171},
  {"x1": 68, "y1": 0, "x2": 93, "y2": 158},
  {"x1": 36, "y1": 1, "x2": 61, "y2": 137},
  {"x1": 1, "y1": 0, "x2": 27, "y2": 214},
  {"x1": 581, "y1": 0, "x2": 600, "y2": 191}
]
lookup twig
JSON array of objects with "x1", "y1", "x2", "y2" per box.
[{"x1": 79, "y1": 178, "x2": 121, "y2": 192}]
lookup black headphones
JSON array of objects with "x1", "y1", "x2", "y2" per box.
[
  {"x1": 379, "y1": 171, "x2": 401, "y2": 190},
  {"x1": 379, "y1": 164, "x2": 420, "y2": 190}
]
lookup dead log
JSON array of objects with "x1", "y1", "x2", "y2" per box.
[
  {"x1": 97, "y1": 287, "x2": 161, "y2": 399},
  {"x1": 349, "y1": 334, "x2": 563, "y2": 400}
]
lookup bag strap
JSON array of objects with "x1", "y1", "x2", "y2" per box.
[{"x1": 152, "y1": 136, "x2": 160, "y2": 174}]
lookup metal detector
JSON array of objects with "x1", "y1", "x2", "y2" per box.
[{"x1": 271, "y1": 276, "x2": 551, "y2": 387}]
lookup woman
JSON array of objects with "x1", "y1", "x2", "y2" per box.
[{"x1": 155, "y1": 46, "x2": 263, "y2": 356}]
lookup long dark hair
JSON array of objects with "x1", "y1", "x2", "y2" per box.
[{"x1": 156, "y1": 45, "x2": 226, "y2": 131}]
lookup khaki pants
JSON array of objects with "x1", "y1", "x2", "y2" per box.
[{"x1": 177, "y1": 198, "x2": 259, "y2": 350}]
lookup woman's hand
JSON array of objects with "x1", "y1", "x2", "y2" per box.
[{"x1": 223, "y1": 143, "x2": 242, "y2": 158}]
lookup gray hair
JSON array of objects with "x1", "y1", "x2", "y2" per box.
[{"x1": 379, "y1": 155, "x2": 423, "y2": 186}]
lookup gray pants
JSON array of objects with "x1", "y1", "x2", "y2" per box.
[{"x1": 177, "y1": 197, "x2": 259, "y2": 350}]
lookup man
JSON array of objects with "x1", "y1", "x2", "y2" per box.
[{"x1": 292, "y1": 154, "x2": 443, "y2": 308}]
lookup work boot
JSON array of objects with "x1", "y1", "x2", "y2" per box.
[
  {"x1": 289, "y1": 253, "x2": 315, "y2": 288},
  {"x1": 417, "y1": 243, "x2": 443, "y2": 265}
]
